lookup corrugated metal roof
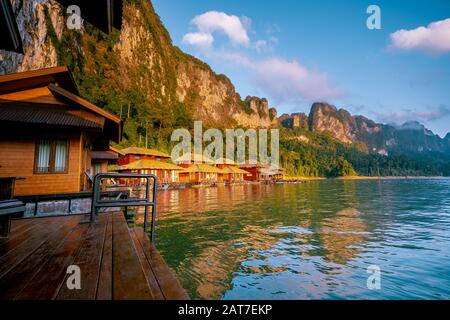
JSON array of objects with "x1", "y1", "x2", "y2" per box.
[{"x1": 0, "y1": 102, "x2": 104, "y2": 129}]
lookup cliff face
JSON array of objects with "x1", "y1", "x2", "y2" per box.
[
  {"x1": 308, "y1": 103, "x2": 356, "y2": 144},
  {"x1": 279, "y1": 113, "x2": 308, "y2": 130},
  {"x1": 0, "y1": 0, "x2": 63, "y2": 74},
  {"x1": 0, "y1": 0, "x2": 276, "y2": 133}
]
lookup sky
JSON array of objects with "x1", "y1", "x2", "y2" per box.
[{"x1": 152, "y1": 0, "x2": 450, "y2": 137}]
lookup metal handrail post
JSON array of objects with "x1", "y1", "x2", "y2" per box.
[
  {"x1": 90, "y1": 173, "x2": 158, "y2": 242},
  {"x1": 151, "y1": 177, "x2": 157, "y2": 242},
  {"x1": 143, "y1": 177, "x2": 150, "y2": 234}
]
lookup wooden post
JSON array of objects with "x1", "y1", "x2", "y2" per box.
[{"x1": 0, "y1": 215, "x2": 11, "y2": 238}]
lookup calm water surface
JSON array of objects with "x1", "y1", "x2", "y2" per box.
[{"x1": 154, "y1": 179, "x2": 450, "y2": 299}]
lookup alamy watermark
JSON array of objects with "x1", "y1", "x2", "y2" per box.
[
  {"x1": 66, "y1": 265, "x2": 81, "y2": 290},
  {"x1": 367, "y1": 265, "x2": 381, "y2": 290},
  {"x1": 367, "y1": 5, "x2": 382, "y2": 30},
  {"x1": 171, "y1": 121, "x2": 280, "y2": 167},
  {"x1": 66, "y1": 5, "x2": 82, "y2": 30}
]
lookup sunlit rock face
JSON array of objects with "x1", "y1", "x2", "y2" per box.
[
  {"x1": 0, "y1": 0, "x2": 64, "y2": 74},
  {"x1": 308, "y1": 103, "x2": 355, "y2": 144}
]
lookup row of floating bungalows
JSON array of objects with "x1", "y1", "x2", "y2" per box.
[
  {"x1": 111, "y1": 150, "x2": 284, "y2": 184},
  {"x1": 0, "y1": 67, "x2": 284, "y2": 199}
]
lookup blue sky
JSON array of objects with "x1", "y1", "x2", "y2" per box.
[{"x1": 153, "y1": 0, "x2": 450, "y2": 136}]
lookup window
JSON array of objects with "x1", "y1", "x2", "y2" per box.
[{"x1": 35, "y1": 140, "x2": 69, "y2": 173}]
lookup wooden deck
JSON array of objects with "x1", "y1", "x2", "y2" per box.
[{"x1": 0, "y1": 212, "x2": 189, "y2": 300}]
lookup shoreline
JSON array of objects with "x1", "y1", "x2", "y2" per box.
[
  {"x1": 157, "y1": 175, "x2": 449, "y2": 191},
  {"x1": 335, "y1": 176, "x2": 450, "y2": 180}
]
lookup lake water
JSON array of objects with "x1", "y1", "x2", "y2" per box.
[{"x1": 154, "y1": 179, "x2": 450, "y2": 300}]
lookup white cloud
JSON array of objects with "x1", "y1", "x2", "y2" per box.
[
  {"x1": 390, "y1": 18, "x2": 450, "y2": 54},
  {"x1": 209, "y1": 51, "x2": 343, "y2": 102},
  {"x1": 182, "y1": 32, "x2": 214, "y2": 48},
  {"x1": 252, "y1": 58, "x2": 343, "y2": 102},
  {"x1": 183, "y1": 11, "x2": 250, "y2": 48},
  {"x1": 378, "y1": 106, "x2": 450, "y2": 123}
]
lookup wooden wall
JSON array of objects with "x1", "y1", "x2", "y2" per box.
[
  {"x1": 242, "y1": 167, "x2": 260, "y2": 181},
  {"x1": 0, "y1": 135, "x2": 82, "y2": 196}
]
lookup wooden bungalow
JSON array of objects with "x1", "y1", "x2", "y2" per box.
[
  {"x1": 260, "y1": 166, "x2": 285, "y2": 181},
  {"x1": 175, "y1": 153, "x2": 223, "y2": 183},
  {"x1": 178, "y1": 164, "x2": 225, "y2": 184},
  {"x1": 115, "y1": 147, "x2": 182, "y2": 183},
  {"x1": 0, "y1": 66, "x2": 122, "y2": 196},
  {"x1": 119, "y1": 147, "x2": 171, "y2": 165},
  {"x1": 215, "y1": 158, "x2": 250, "y2": 183},
  {"x1": 112, "y1": 159, "x2": 184, "y2": 184},
  {"x1": 238, "y1": 162, "x2": 268, "y2": 182},
  {"x1": 175, "y1": 153, "x2": 215, "y2": 167}
]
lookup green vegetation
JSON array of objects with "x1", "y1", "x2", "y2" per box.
[{"x1": 280, "y1": 127, "x2": 450, "y2": 177}]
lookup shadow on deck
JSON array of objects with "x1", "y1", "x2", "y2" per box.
[{"x1": 0, "y1": 211, "x2": 189, "y2": 300}]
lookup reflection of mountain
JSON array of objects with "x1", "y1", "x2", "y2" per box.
[
  {"x1": 318, "y1": 208, "x2": 367, "y2": 265},
  {"x1": 154, "y1": 182, "x2": 384, "y2": 298}
]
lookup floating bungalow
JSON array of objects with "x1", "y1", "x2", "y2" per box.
[
  {"x1": 260, "y1": 166, "x2": 285, "y2": 181},
  {"x1": 215, "y1": 158, "x2": 250, "y2": 183},
  {"x1": 119, "y1": 147, "x2": 172, "y2": 164},
  {"x1": 112, "y1": 159, "x2": 184, "y2": 183},
  {"x1": 115, "y1": 147, "x2": 183, "y2": 183},
  {"x1": 175, "y1": 153, "x2": 224, "y2": 184},
  {"x1": 178, "y1": 164, "x2": 225, "y2": 184},
  {"x1": 0, "y1": 67, "x2": 122, "y2": 196},
  {"x1": 238, "y1": 162, "x2": 268, "y2": 182},
  {"x1": 175, "y1": 153, "x2": 215, "y2": 166}
]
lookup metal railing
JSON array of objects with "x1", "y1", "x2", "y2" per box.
[{"x1": 91, "y1": 173, "x2": 158, "y2": 242}]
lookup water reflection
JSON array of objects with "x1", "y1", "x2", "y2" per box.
[{"x1": 153, "y1": 179, "x2": 450, "y2": 299}]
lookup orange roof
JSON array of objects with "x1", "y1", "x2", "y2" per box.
[
  {"x1": 120, "y1": 147, "x2": 171, "y2": 158},
  {"x1": 179, "y1": 164, "x2": 225, "y2": 174},
  {"x1": 174, "y1": 153, "x2": 215, "y2": 164},
  {"x1": 111, "y1": 159, "x2": 183, "y2": 171}
]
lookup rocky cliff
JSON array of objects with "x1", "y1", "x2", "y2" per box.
[
  {"x1": 279, "y1": 113, "x2": 308, "y2": 130},
  {"x1": 281, "y1": 102, "x2": 450, "y2": 155},
  {"x1": 0, "y1": 0, "x2": 277, "y2": 144}
]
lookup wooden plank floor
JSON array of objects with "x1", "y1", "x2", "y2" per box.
[{"x1": 0, "y1": 212, "x2": 189, "y2": 300}]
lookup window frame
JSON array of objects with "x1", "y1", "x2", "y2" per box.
[{"x1": 34, "y1": 139, "x2": 70, "y2": 174}]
